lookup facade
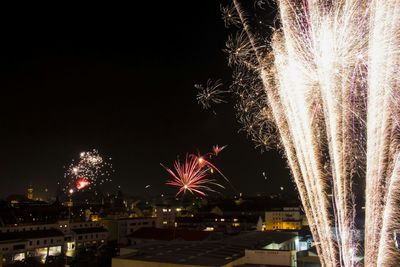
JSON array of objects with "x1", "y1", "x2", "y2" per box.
[
  {"x1": 175, "y1": 215, "x2": 257, "y2": 233},
  {"x1": 0, "y1": 220, "x2": 108, "y2": 265},
  {"x1": 0, "y1": 228, "x2": 64, "y2": 263},
  {"x1": 265, "y1": 207, "x2": 304, "y2": 230},
  {"x1": 155, "y1": 206, "x2": 176, "y2": 229}
]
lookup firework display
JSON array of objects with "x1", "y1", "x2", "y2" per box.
[
  {"x1": 161, "y1": 146, "x2": 228, "y2": 196},
  {"x1": 195, "y1": 79, "x2": 227, "y2": 110},
  {"x1": 202, "y1": 0, "x2": 400, "y2": 265},
  {"x1": 212, "y1": 144, "x2": 227, "y2": 156},
  {"x1": 64, "y1": 149, "x2": 114, "y2": 193}
]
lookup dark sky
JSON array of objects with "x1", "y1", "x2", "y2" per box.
[{"x1": 0, "y1": 2, "x2": 293, "y2": 198}]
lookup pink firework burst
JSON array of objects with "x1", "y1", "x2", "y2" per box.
[
  {"x1": 212, "y1": 144, "x2": 227, "y2": 156},
  {"x1": 161, "y1": 154, "x2": 224, "y2": 196}
]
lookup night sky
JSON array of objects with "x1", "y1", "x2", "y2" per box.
[{"x1": 0, "y1": 2, "x2": 293, "y2": 198}]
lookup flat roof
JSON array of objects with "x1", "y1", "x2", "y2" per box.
[
  {"x1": 115, "y1": 217, "x2": 154, "y2": 221},
  {"x1": 72, "y1": 227, "x2": 108, "y2": 235},
  {"x1": 117, "y1": 231, "x2": 298, "y2": 266},
  {"x1": 129, "y1": 227, "x2": 213, "y2": 241},
  {"x1": 0, "y1": 229, "x2": 64, "y2": 242}
]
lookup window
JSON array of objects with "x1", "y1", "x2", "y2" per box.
[
  {"x1": 29, "y1": 241, "x2": 32, "y2": 246},
  {"x1": 78, "y1": 236, "x2": 82, "y2": 240},
  {"x1": 37, "y1": 240, "x2": 40, "y2": 245},
  {"x1": 50, "y1": 239, "x2": 53, "y2": 244},
  {"x1": 44, "y1": 240, "x2": 47, "y2": 245}
]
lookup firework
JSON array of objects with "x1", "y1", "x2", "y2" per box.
[
  {"x1": 195, "y1": 79, "x2": 227, "y2": 110},
  {"x1": 212, "y1": 144, "x2": 227, "y2": 156},
  {"x1": 220, "y1": 3, "x2": 241, "y2": 28},
  {"x1": 76, "y1": 177, "x2": 90, "y2": 190},
  {"x1": 64, "y1": 149, "x2": 113, "y2": 192},
  {"x1": 162, "y1": 146, "x2": 231, "y2": 196},
  {"x1": 161, "y1": 154, "x2": 224, "y2": 196},
  {"x1": 203, "y1": 0, "x2": 400, "y2": 265}
]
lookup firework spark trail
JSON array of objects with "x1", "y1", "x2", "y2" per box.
[
  {"x1": 366, "y1": 0, "x2": 400, "y2": 265},
  {"x1": 269, "y1": 1, "x2": 365, "y2": 264},
  {"x1": 218, "y1": 0, "x2": 400, "y2": 265}
]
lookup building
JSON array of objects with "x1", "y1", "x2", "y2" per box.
[
  {"x1": 26, "y1": 185, "x2": 33, "y2": 200},
  {"x1": 102, "y1": 216, "x2": 156, "y2": 245},
  {"x1": 155, "y1": 205, "x2": 176, "y2": 228},
  {"x1": 175, "y1": 214, "x2": 258, "y2": 233},
  {"x1": 0, "y1": 228, "x2": 64, "y2": 264},
  {"x1": 0, "y1": 220, "x2": 108, "y2": 265},
  {"x1": 265, "y1": 207, "x2": 304, "y2": 230},
  {"x1": 112, "y1": 231, "x2": 302, "y2": 267},
  {"x1": 69, "y1": 221, "x2": 108, "y2": 250}
]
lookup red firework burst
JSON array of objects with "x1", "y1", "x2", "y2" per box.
[
  {"x1": 76, "y1": 177, "x2": 90, "y2": 190},
  {"x1": 161, "y1": 154, "x2": 224, "y2": 196}
]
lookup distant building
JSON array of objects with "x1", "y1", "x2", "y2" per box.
[
  {"x1": 102, "y1": 216, "x2": 156, "y2": 245},
  {"x1": 175, "y1": 214, "x2": 258, "y2": 233},
  {"x1": 265, "y1": 207, "x2": 304, "y2": 230},
  {"x1": 26, "y1": 185, "x2": 33, "y2": 200},
  {"x1": 155, "y1": 205, "x2": 176, "y2": 228}
]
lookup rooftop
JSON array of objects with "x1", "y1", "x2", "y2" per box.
[
  {"x1": 72, "y1": 227, "x2": 108, "y2": 235},
  {"x1": 128, "y1": 227, "x2": 213, "y2": 241},
  {"x1": 118, "y1": 231, "x2": 298, "y2": 266},
  {"x1": 0, "y1": 228, "x2": 64, "y2": 242}
]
